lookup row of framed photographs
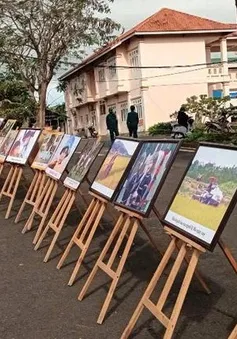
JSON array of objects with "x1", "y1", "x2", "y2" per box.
[
  {"x1": 0, "y1": 122, "x2": 236, "y2": 253},
  {"x1": 0, "y1": 123, "x2": 103, "y2": 192},
  {"x1": 88, "y1": 137, "x2": 237, "y2": 252}
]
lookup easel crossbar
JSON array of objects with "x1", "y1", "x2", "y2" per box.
[
  {"x1": 57, "y1": 196, "x2": 107, "y2": 287},
  {"x1": 121, "y1": 232, "x2": 204, "y2": 339}
]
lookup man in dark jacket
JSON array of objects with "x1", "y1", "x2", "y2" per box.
[
  {"x1": 127, "y1": 105, "x2": 139, "y2": 138},
  {"x1": 106, "y1": 108, "x2": 119, "y2": 142}
]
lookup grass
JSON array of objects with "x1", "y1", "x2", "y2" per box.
[
  {"x1": 170, "y1": 194, "x2": 228, "y2": 231},
  {"x1": 96, "y1": 155, "x2": 130, "y2": 190}
]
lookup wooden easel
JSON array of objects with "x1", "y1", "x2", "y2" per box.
[
  {"x1": 0, "y1": 162, "x2": 4, "y2": 176},
  {"x1": 121, "y1": 226, "x2": 206, "y2": 339},
  {"x1": 78, "y1": 208, "x2": 143, "y2": 324},
  {"x1": 152, "y1": 206, "x2": 237, "y2": 275},
  {"x1": 34, "y1": 187, "x2": 77, "y2": 262},
  {"x1": 218, "y1": 239, "x2": 237, "y2": 274},
  {"x1": 0, "y1": 164, "x2": 23, "y2": 219},
  {"x1": 228, "y1": 324, "x2": 237, "y2": 339},
  {"x1": 15, "y1": 169, "x2": 46, "y2": 223},
  {"x1": 57, "y1": 193, "x2": 107, "y2": 286},
  {"x1": 21, "y1": 176, "x2": 58, "y2": 245}
]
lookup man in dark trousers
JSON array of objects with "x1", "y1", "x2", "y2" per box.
[
  {"x1": 106, "y1": 108, "x2": 119, "y2": 142},
  {"x1": 127, "y1": 105, "x2": 139, "y2": 138}
]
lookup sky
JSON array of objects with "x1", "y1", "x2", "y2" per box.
[
  {"x1": 194, "y1": 146, "x2": 237, "y2": 168},
  {"x1": 47, "y1": 0, "x2": 237, "y2": 105}
]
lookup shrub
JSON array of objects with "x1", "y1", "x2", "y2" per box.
[
  {"x1": 148, "y1": 122, "x2": 172, "y2": 136},
  {"x1": 185, "y1": 129, "x2": 233, "y2": 144}
]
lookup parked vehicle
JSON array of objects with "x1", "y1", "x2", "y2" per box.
[
  {"x1": 205, "y1": 112, "x2": 234, "y2": 133},
  {"x1": 88, "y1": 125, "x2": 98, "y2": 138},
  {"x1": 170, "y1": 117, "x2": 194, "y2": 139}
]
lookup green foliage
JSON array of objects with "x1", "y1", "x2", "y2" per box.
[
  {"x1": 185, "y1": 128, "x2": 237, "y2": 145},
  {"x1": 0, "y1": 0, "x2": 121, "y2": 125},
  {"x1": 188, "y1": 160, "x2": 237, "y2": 186},
  {"x1": 0, "y1": 72, "x2": 37, "y2": 123},
  {"x1": 180, "y1": 94, "x2": 231, "y2": 124},
  {"x1": 148, "y1": 122, "x2": 172, "y2": 136},
  {"x1": 48, "y1": 103, "x2": 67, "y2": 122}
]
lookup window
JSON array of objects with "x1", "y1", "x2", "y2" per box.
[
  {"x1": 131, "y1": 97, "x2": 143, "y2": 119},
  {"x1": 86, "y1": 114, "x2": 89, "y2": 124},
  {"x1": 98, "y1": 68, "x2": 105, "y2": 82},
  {"x1": 80, "y1": 116, "x2": 84, "y2": 124},
  {"x1": 120, "y1": 102, "x2": 128, "y2": 122},
  {"x1": 99, "y1": 101, "x2": 106, "y2": 115},
  {"x1": 108, "y1": 57, "x2": 117, "y2": 78},
  {"x1": 129, "y1": 48, "x2": 139, "y2": 70},
  {"x1": 230, "y1": 89, "x2": 237, "y2": 99}
]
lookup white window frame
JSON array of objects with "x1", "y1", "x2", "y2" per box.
[
  {"x1": 108, "y1": 57, "x2": 117, "y2": 78},
  {"x1": 98, "y1": 68, "x2": 105, "y2": 82},
  {"x1": 120, "y1": 102, "x2": 128, "y2": 122},
  {"x1": 129, "y1": 48, "x2": 139, "y2": 71},
  {"x1": 131, "y1": 97, "x2": 143, "y2": 119}
]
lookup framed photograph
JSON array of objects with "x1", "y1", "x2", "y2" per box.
[
  {"x1": 114, "y1": 140, "x2": 181, "y2": 217},
  {"x1": 6, "y1": 128, "x2": 41, "y2": 165},
  {"x1": 64, "y1": 139, "x2": 104, "y2": 191},
  {"x1": 90, "y1": 137, "x2": 140, "y2": 200},
  {"x1": 0, "y1": 119, "x2": 17, "y2": 145},
  {"x1": 163, "y1": 143, "x2": 237, "y2": 251},
  {"x1": 46, "y1": 134, "x2": 81, "y2": 180},
  {"x1": 31, "y1": 131, "x2": 64, "y2": 171},
  {"x1": 0, "y1": 129, "x2": 19, "y2": 163}
]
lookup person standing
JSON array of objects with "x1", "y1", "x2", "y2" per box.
[
  {"x1": 106, "y1": 108, "x2": 119, "y2": 142},
  {"x1": 127, "y1": 105, "x2": 139, "y2": 138}
]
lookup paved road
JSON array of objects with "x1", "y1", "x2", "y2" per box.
[{"x1": 0, "y1": 142, "x2": 236, "y2": 339}]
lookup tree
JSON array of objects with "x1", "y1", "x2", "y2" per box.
[
  {"x1": 182, "y1": 94, "x2": 230, "y2": 124},
  {"x1": 0, "y1": 72, "x2": 37, "y2": 123},
  {"x1": 0, "y1": 0, "x2": 120, "y2": 127}
]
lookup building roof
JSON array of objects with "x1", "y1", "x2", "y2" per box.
[{"x1": 60, "y1": 8, "x2": 237, "y2": 80}]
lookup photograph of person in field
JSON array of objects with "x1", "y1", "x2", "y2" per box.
[
  {"x1": 165, "y1": 145, "x2": 237, "y2": 246},
  {"x1": 91, "y1": 138, "x2": 139, "y2": 199}
]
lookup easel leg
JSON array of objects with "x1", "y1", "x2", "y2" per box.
[
  {"x1": 218, "y1": 239, "x2": 237, "y2": 274},
  {"x1": 228, "y1": 324, "x2": 237, "y2": 339},
  {"x1": 0, "y1": 165, "x2": 14, "y2": 201},
  {"x1": 164, "y1": 249, "x2": 200, "y2": 339},
  {"x1": 78, "y1": 215, "x2": 139, "y2": 324},
  {"x1": 32, "y1": 180, "x2": 58, "y2": 245},
  {"x1": 68, "y1": 200, "x2": 106, "y2": 286},
  {"x1": 121, "y1": 238, "x2": 176, "y2": 339},
  {"x1": 15, "y1": 170, "x2": 42, "y2": 223},
  {"x1": 78, "y1": 214, "x2": 125, "y2": 301},
  {"x1": 42, "y1": 193, "x2": 75, "y2": 262},
  {"x1": 57, "y1": 198, "x2": 97, "y2": 269},
  {"x1": 97, "y1": 220, "x2": 139, "y2": 325},
  {"x1": 21, "y1": 176, "x2": 52, "y2": 234},
  {"x1": 152, "y1": 206, "x2": 211, "y2": 294},
  {"x1": 1, "y1": 166, "x2": 23, "y2": 219}
]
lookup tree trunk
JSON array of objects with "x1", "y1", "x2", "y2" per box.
[{"x1": 38, "y1": 81, "x2": 48, "y2": 128}]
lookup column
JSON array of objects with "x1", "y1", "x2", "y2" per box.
[
  {"x1": 220, "y1": 38, "x2": 228, "y2": 75},
  {"x1": 205, "y1": 46, "x2": 211, "y2": 64}
]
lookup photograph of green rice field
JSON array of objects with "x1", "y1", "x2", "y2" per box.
[
  {"x1": 97, "y1": 155, "x2": 130, "y2": 190},
  {"x1": 93, "y1": 138, "x2": 139, "y2": 196},
  {"x1": 168, "y1": 146, "x2": 237, "y2": 233}
]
